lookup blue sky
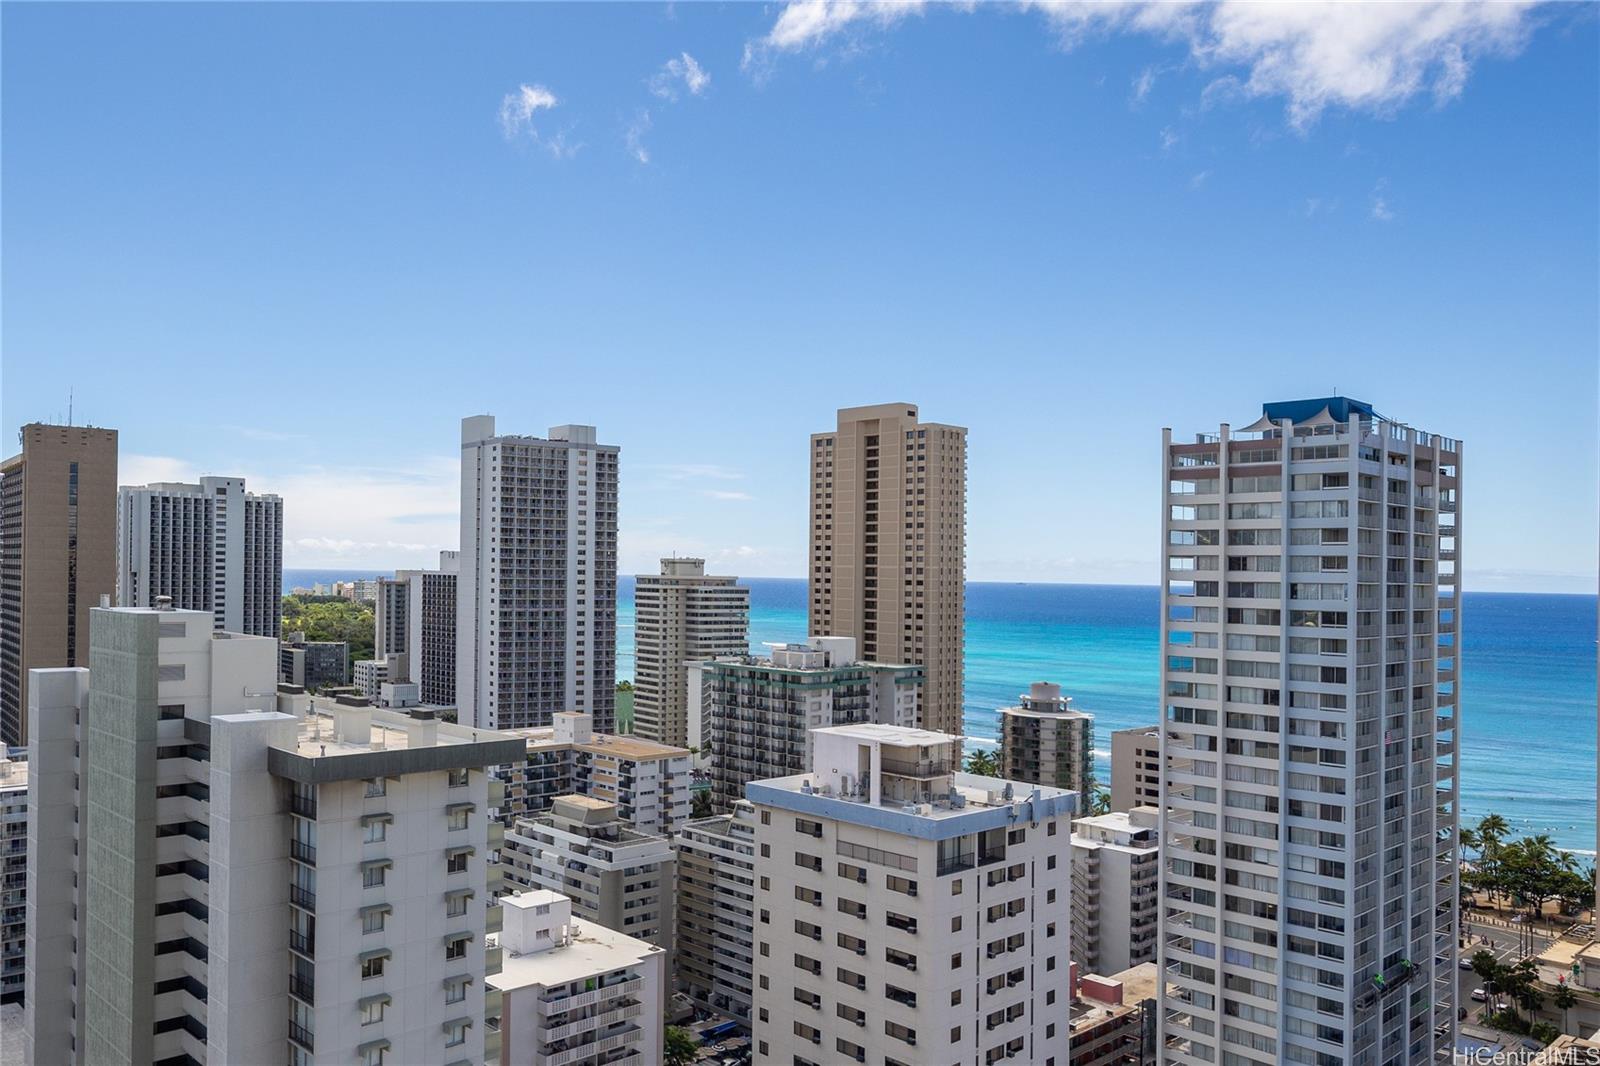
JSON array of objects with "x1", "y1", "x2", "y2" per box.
[{"x1": 4, "y1": 2, "x2": 1596, "y2": 591}]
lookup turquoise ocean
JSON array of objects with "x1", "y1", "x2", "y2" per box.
[{"x1": 287, "y1": 570, "x2": 1598, "y2": 854}]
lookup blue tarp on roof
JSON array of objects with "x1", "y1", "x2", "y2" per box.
[{"x1": 1261, "y1": 396, "x2": 1375, "y2": 424}]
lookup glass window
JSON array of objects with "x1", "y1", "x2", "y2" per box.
[{"x1": 365, "y1": 778, "x2": 386, "y2": 798}]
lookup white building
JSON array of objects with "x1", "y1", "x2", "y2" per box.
[
  {"x1": 1158, "y1": 397, "x2": 1462, "y2": 1066},
  {"x1": 997, "y1": 681, "x2": 1095, "y2": 813},
  {"x1": 749, "y1": 723, "x2": 1076, "y2": 1066},
  {"x1": 487, "y1": 889, "x2": 665, "y2": 1066},
  {"x1": 352, "y1": 657, "x2": 389, "y2": 700},
  {"x1": 1071, "y1": 806, "x2": 1160, "y2": 977},
  {"x1": 0, "y1": 754, "x2": 25, "y2": 1004},
  {"x1": 458, "y1": 416, "x2": 619, "y2": 733},
  {"x1": 693, "y1": 636, "x2": 921, "y2": 811},
  {"x1": 673, "y1": 801, "x2": 758, "y2": 1026},
  {"x1": 375, "y1": 577, "x2": 408, "y2": 661},
  {"x1": 632, "y1": 557, "x2": 749, "y2": 748},
  {"x1": 117, "y1": 476, "x2": 283, "y2": 636},
  {"x1": 493, "y1": 711, "x2": 692, "y2": 836},
  {"x1": 406, "y1": 551, "x2": 459, "y2": 706},
  {"x1": 500, "y1": 796, "x2": 675, "y2": 962},
  {"x1": 23, "y1": 606, "x2": 523, "y2": 1066}
]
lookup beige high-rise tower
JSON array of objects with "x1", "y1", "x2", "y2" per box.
[
  {"x1": 809, "y1": 403, "x2": 967, "y2": 736},
  {"x1": 633, "y1": 557, "x2": 748, "y2": 748},
  {"x1": 0, "y1": 423, "x2": 118, "y2": 747}
]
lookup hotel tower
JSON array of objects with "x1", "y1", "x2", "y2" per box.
[
  {"x1": 808, "y1": 403, "x2": 967, "y2": 738},
  {"x1": 1157, "y1": 397, "x2": 1462, "y2": 1066}
]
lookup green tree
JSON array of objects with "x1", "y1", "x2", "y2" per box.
[
  {"x1": 1553, "y1": 980, "x2": 1577, "y2": 1034},
  {"x1": 1088, "y1": 784, "x2": 1112, "y2": 816},
  {"x1": 281, "y1": 595, "x2": 376, "y2": 663},
  {"x1": 1500, "y1": 956, "x2": 1543, "y2": 1026},
  {"x1": 691, "y1": 791, "x2": 712, "y2": 819},
  {"x1": 1475, "y1": 813, "x2": 1510, "y2": 906},
  {"x1": 964, "y1": 748, "x2": 1000, "y2": 777},
  {"x1": 663, "y1": 1025, "x2": 699, "y2": 1066},
  {"x1": 1471, "y1": 949, "x2": 1503, "y2": 1016}
]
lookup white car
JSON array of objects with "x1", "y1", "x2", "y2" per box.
[
  {"x1": 1471, "y1": 988, "x2": 1489, "y2": 1002},
  {"x1": 1460, "y1": 957, "x2": 1475, "y2": 970}
]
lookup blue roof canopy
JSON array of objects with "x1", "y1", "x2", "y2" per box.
[{"x1": 1261, "y1": 396, "x2": 1375, "y2": 424}]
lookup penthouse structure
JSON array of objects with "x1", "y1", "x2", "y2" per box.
[
  {"x1": 632, "y1": 557, "x2": 748, "y2": 748},
  {"x1": 673, "y1": 802, "x2": 759, "y2": 1027},
  {"x1": 749, "y1": 724, "x2": 1076, "y2": 1066},
  {"x1": 998, "y1": 681, "x2": 1094, "y2": 813},
  {"x1": 0, "y1": 423, "x2": 118, "y2": 747},
  {"x1": 458, "y1": 416, "x2": 618, "y2": 732},
  {"x1": 487, "y1": 889, "x2": 665, "y2": 1066},
  {"x1": 692, "y1": 636, "x2": 921, "y2": 811},
  {"x1": 1071, "y1": 807, "x2": 1160, "y2": 976},
  {"x1": 500, "y1": 796, "x2": 675, "y2": 960},
  {"x1": 1158, "y1": 397, "x2": 1462, "y2": 1066},
  {"x1": 23, "y1": 606, "x2": 522, "y2": 1066},
  {"x1": 809, "y1": 403, "x2": 968, "y2": 737},
  {"x1": 117, "y1": 476, "x2": 283, "y2": 637},
  {"x1": 492, "y1": 711, "x2": 692, "y2": 836}
]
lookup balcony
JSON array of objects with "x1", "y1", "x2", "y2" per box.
[
  {"x1": 289, "y1": 885, "x2": 316, "y2": 912},
  {"x1": 287, "y1": 1020, "x2": 314, "y2": 1052},
  {"x1": 289, "y1": 929, "x2": 314, "y2": 957},
  {"x1": 289, "y1": 794, "x2": 317, "y2": 819},
  {"x1": 289, "y1": 974, "x2": 315, "y2": 1004},
  {"x1": 290, "y1": 840, "x2": 316, "y2": 865}
]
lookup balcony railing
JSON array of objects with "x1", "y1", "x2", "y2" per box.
[
  {"x1": 287, "y1": 1020, "x2": 314, "y2": 1051},
  {"x1": 289, "y1": 885, "x2": 316, "y2": 912},
  {"x1": 289, "y1": 974, "x2": 315, "y2": 1004},
  {"x1": 290, "y1": 840, "x2": 316, "y2": 865},
  {"x1": 289, "y1": 929, "x2": 314, "y2": 956}
]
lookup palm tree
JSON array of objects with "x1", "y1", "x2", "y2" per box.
[
  {"x1": 964, "y1": 748, "x2": 1000, "y2": 777},
  {"x1": 1459, "y1": 825, "x2": 1481, "y2": 865},
  {"x1": 1554, "y1": 980, "x2": 1577, "y2": 1034},
  {"x1": 1476, "y1": 813, "x2": 1510, "y2": 907},
  {"x1": 1088, "y1": 784, "x2": 1112, "y2": 816}
]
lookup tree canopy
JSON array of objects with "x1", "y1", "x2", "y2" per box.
[{"x1": 282, "y1": 595, "x2": 375, "y2": 663}]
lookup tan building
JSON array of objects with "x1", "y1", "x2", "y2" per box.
[
  {"x1": 1109, "y1": 724, "x2": 1161, "y2": 813},
  {"x1": 1068, "y1": 963, "x2": 1158, "y2": 1066},
  {"x1": 999, "y1": 681, "x2": 1094, "y2": 813},
  {"x1": 632, "y1": 557, "x2": 748, "y2": 748},
  {"x1": 0, "y1": 423, "x2": 118, "y2": 747},
  {"x1": 808, "y1": 402, "x2": 967, "y2": 737}
]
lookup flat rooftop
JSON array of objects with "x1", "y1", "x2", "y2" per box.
[
  {"x1": 265, "y1": 706, "x2": 526, "y2": 784},
  {"x1": 1001, "y1": 704, "x2": 1092, "y2": 720},
  {"x1": 812, "y1": 723, "x2": 961, "y2": 747},
  {"x1": 515, "y1": 728, "x2": 689, "y2": 761},
  {"x1": 488, "y1": 922, "x2": 662, "y2": 993}
]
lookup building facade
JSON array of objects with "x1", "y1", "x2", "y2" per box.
[
  {"x1": 492, "y1": 711, "x2": 693, "y2": 836},
  {"x1": 1067, "y1": 963, "x2": 1158, "y2": 1066},
  {"x1": 23, "y1": 606, "x2": 521, "y2": 1066},
  {"x1": 396, "y1": 550, "x2": 459, "y2": 706},
  {"x1": 693, "y1": 636, "x2": 921, "y2": 811},
  {"x1": 458, "y1": 416, "x2": 619, "y2": 732},
  {"x1": 998, "y1": 681, "x2": 1094, "y2": 813},
  {"x1": 375, "y1": 576, "x2": 408, "y2": 661},
  {"x1": 487, "y1": 889, "x2": 665, "y2": 1066},
  {"x1": 0, "y1": 754, "x2": 25, "y2": 1004},
  {"x1": 1109, "y1": 725, "x2": 1162, "y2": 814},
  {"x1": 500, "y1": 795, "x2": 675, "y2": 961},
  {"x1": 808, "y1": 403, "x2": 967, "y2": 737},
  {"x1": 673, "y1": 801, "x2": 758, "y2": 1027},
  {"x1": 352, "y1": 658, "x2": 389, "y2": 700},
  {"x1": 632, "y1": 557, "x2": 748, "y2": 748},
  {"x1": 1071, "y1": 808, "x2": 1160, "y2": 976},
  {"x1": 279, "y1": 634, "x2": 349, "y2": 692},
  {"x1": 1157, "y1": 397, "x2": 1462, "y2": 1066},
  {"x1": 749, "y1": 724, "x2": 1076, "y2": 1066},
  {"x1": 0, "y1": 423, "x2": 118, "y2": 747},
  {"x1": 116, "y1": 476, "x2": 284, "y2": 637}
]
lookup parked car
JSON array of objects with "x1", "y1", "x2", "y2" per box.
[{"x1": 1471, "y1": 988, "x2": 1488, "y2": 1002}]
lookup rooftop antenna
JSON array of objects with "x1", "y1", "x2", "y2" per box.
[{"x1": 68, "y1": 387, "x2": 73, "y2": 426}]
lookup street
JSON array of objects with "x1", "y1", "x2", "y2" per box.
[{"x1": 1457, "y1": 909, "x2": 1561, "y2": 1022}]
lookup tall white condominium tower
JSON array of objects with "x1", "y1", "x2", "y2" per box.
[
  {"x1": 632, "y1": 557, "x2": 749, "y2": 747},
  {"x1": 1157, "y1": 397, "x2": 1462, "y2": 1066},
  {"x1": 749, "y1": 724, "x2": 1076, "y2": 1066},
  {"x1": 809, "y1": 403, "x2": 968, "y2": 737},
  {"x1": 458, "y1": 416, "x2": 619, "y2": 732},
  {"x1": 117, "y1": 476, "x2": 284, "y2": 636},
  {"x1": 23, "y1": 606, "x2": 522, "y2": 1066}
]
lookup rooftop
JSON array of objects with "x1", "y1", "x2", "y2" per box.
[
  {"x1": 265, "y1": 704, "x2": 525, "y2": 783},
  {"x1": 0, "y1": 757, "x2": 26, "y2": 792},
  {"x1": 488, "y1": 920, "x2": 662, "y2": 993},
  {"x1": 811, "y1": 722, "x2": 960, "y2": 747},
  {"x1": 747, "y1": 769, "x2": 1076, "y2": 840},
  {"x1": 1261, "y1": 396, "x2": 1375, "y2": 424},
  {"x1": 515, "y1": 727, "x2": 689, "y2": 761}
]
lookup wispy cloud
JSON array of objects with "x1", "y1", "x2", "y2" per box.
[
  {"x1": 499, "y1": 83, "x2": 580, "y2": 158},
  {"x1": 700, "y1": 489, "x2": 755, "y2": 502},
  {"x1": 1369, "y1": 178, "x2": 1395, "y2": 221},
  {"x1": 1189, "y1": 169, "x2": 1211, "y2": 190},
  {"x1": 644, "y1": 463, "x2": 747, "y2": 482},
  {"x1": 1159, "y1": 125, "x2": 1179, "y2": 152},
  {"x1": 748, "y1": 1, "x2": 1542, "y2": 128},
  {"x1": 122, "y1": 454, "x2": 201, "y2": 486},
  {"x1": 651, "y1": 52, "x2": 711, "y2": 100},
  {"x1": 1130, "y1": 65, "x2": 1158, "y2": 105},
  {"x1": 625, "y1": 109, "x2": 652, "y2": 164},
  {"x1": 224, "y1": 424, "x2": 305, "y2": 443}
]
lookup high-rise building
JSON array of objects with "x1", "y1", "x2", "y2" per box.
[
  {"x1": 458, "y1": 416, "x2": 619, "y2": 732},
  {"x1": 0, "y1": 754, "x2": 25, "y2": 1004},
  {"x1": 0, "y1": 423, "x2": 118, "y2": 747},
  {"x1": 1109, "y1": 725, "x2": 1162, "y2": 813},
  {"x1": 808, "y1": 403, "x2": 967, "y2": 737},
  {"x1": 692, "y1": 636, "x2": 921, "y2": 811},
  {"x1": 1071, "y1": 807, "x2": 1160, "y2": 976},
  {"x1": 673, "y1": 801, "x2": 758, "y2": 1027},
  {"x1": 24, "y1": 606, "x2": 523, "y2": 1066},
  {"x1": 116, "y1": 476, "x2": 284, "y2": 636},
  {"x1": 998, "y1": 681, "x2": 1095, "y2": 813},
  {"x1": 491, "y1": 710, "x2": 693, "y2": 836},
  {"x1": 375, "y1": 576, "x2": 408, "y2": 660},
  {"x1": 748, "y1": 723, "x2": 1076, "y2": 1066},
  {"x1": 500, "y1": 795, "x2": 675, "y2": 960},
  {"x1": 632, "y1": 557, "x2": 748, "y2": 748},
  {"x1": 486, "y1": 889, "x2": 666, "y2": 1066},
  {"x1": 278, "y1": 633, "x2": 349, "y2": 691},
  {"x1": 1157, "y1": 397, "x2": 1462, "y2": 1066}
]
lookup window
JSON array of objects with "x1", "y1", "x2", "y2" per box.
[
  {"x1": 795, "y1": 818, "x2": 823, "y2": 837},
  {"x1": 448, "y1": 768, "x2": 469, "y2": 788},
  {"x1": 360, "y1": 998, "x2": 386, "y2": 1025},
  {"x1": 447, "y1": 808, "x2": 469, "y2": 832},
  {"x1": 362, "y1": 908, "x2": 386, "y2": 934},
  {"x1": 444, "y1": 1020, "x2": 467, "y2": 1047},
  {"x1": 447, "y1": 851, "x2": 469, "y2": 874},
  {"x1": 951, "y1": 952, "x2": 962, "y2": 970},
  {"x1": 951, "y1": 1026, "x2": 962, "y2": 1043},
  {"x1": 363, "y1": 863, "x2": 387, "y2": 889},
  {"x1": 360, "y1": 1045, "x2": 386, "y2": 1066},
  {"x1": 361, "y1": 955, "x2": 386, "y2": 979},
  {"x1": 446, "y1": 937, "x2": 468, "y2": 961},
  {"x1": 447, "y1": 893, "x2": 469, "y2": 919},
  {"x1": 364, "y1": 820, "x2": 386, "y2": 844},
  {"x1": 365, "y1": 778, "x2": 386, "y2": 798},
  {"x1": 444, "y1": 978, "x2": 467, "y2": 1005},
  {"x1": 886, "y1": 874, "x2": 917, "y2": 896}
]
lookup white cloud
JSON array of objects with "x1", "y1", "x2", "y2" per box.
[
  {"x1": 643, "y1": 463, "x2": 747, "y2": 482},
  {"x1": 1159, "y1": 125, "x2": 1179, "y2": 151},
  {"x1": 1370, "y1": 178, "x2": 1395, "y2": 221},
  {"x1": 1131, "y1": 64, "x2": 1158, "y2": 104},
  {"x1": 499, "y1": 83, "x2": 580, "y2": 158},
  {"x1": 122, "y1": 454, "x2": 201, "y2": 486},
  {"x1": 651, "y1": 52, "x2": 711, "y2": 100},
  {"x1": 625, "y1": 109, "x2": 652, "y2": 164},
  {"x1": 700, "y1": 489, "x2": 755, "y2": 501},
  {"x1": 1189, "y1": 169, "x2": 1211, "y2": 189},
  {"x1": 750, "y1": 1, "x2": 1541, "y2": 127}
]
